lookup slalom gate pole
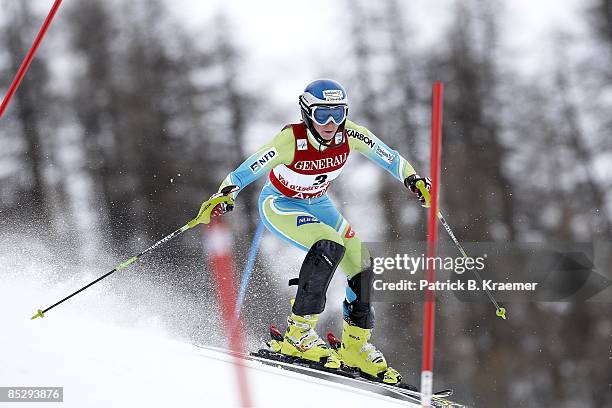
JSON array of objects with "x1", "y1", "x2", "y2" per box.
[
  {"x1": 205, "y1": 219, "x2": 252, "y2": 407},
  {"x1": 0, "y1": 0, "x2": 63, "y2": 119},
  {"x1": 235, "y1": 220, "x2": 265, "y2": 318},
  {"x1": 420, "y1": 81, "x2": 443, "y2": 408}
]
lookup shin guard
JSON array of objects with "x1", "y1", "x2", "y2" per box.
[
  {"x1": 344, "y1": 260, "x2": 375, "y2": 329},
  {"x1": 292, "y1": 239, "x2": 345, "y2": 316}
]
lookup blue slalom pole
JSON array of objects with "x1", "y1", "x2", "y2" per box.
[{"x1": 235, "y1": 220, "x2": 265, "y2": 318}]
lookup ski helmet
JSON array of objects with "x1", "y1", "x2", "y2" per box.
[{"x1": 299, "y1": 79, "x2": 349, "y2": 147}]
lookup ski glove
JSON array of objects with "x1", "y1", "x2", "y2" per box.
[
  {"x1": 191, "y1": 185, "x2": 239, "y2": 227},
  {"x1": 404, "y1": 174, "x2": 431, "y2": 207}
]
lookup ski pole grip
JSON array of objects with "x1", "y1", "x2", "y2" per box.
[
  {"x1": 188, "y1": 185, "x2": 240, "y2": 229},
  {"x1": 415, "y1": 180, "x2": 432, "y2": 206}
]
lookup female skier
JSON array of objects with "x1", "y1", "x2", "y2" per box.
[{"x1": 198, "y1": 79, "x2": 430, "y2": 384}]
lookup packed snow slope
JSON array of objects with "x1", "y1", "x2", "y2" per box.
[{"x1": 1, "y1": 271, "x2": 417, "y2": 407}]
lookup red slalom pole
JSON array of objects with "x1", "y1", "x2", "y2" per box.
[
  {"x1": 0, "y1": 0, "x2": 63, "y2": 119},
  {"x1": 420, "y1": 82, "x2": 444, "y2": 407},
  {"x1": 205, "y1": 219, "x2": 252, "y2": 407}
]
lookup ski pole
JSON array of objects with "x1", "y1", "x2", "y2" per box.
[
  {"x1": 31, "y1": 185, "x2": 238, "y2": 320},
  {"x1": 416, "y1": 180, "x2": 507, "y2": 320}
]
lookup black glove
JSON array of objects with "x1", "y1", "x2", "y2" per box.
[{"x1": 404, "y1": 174, "x2": 431, "y2": 206}]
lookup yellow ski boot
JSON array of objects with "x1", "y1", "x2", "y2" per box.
[
  {"x1": 269, "y1": 313, "x2": 341, "y2": 369},
  {"x1": 338, "y1": 321, "x2": 402, "y2": 384}
]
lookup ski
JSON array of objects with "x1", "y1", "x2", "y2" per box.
[
  {"x1": 192, "y1": 323, "x2": 465, "y2": 408},
  {"x1": 250, "y1": 348, "x2": 464, "y2": 407},
  {"x1": 194, "y1": 342, "x2": 427, "y2": 405}
]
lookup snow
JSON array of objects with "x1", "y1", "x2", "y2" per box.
[{"x1": 0, "y1": 272, "x2": 416, "y2": 407}]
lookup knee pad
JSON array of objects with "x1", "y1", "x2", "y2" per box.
[
  {"x1": 292, "y1": 239, "x2": 345, "y2": 316},
  {"x1": 343, "y1": 260, "x2": 375, "y2": 329}
]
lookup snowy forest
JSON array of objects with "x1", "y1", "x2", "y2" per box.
[{"x1": 1, "y1": 0, "x2": 611, "y2": 406}]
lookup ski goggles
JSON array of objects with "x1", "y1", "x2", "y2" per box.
[{"x1": 310, "y1": 105, "x2": 348, "y2": 126}]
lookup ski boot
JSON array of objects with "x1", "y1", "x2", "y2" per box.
[
  {"x1": 269, "y1": 313, "x2": 341, "y2": 369},
  {"x1": 338, "y1": 320, "x2": 402, "y2": 384}
]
